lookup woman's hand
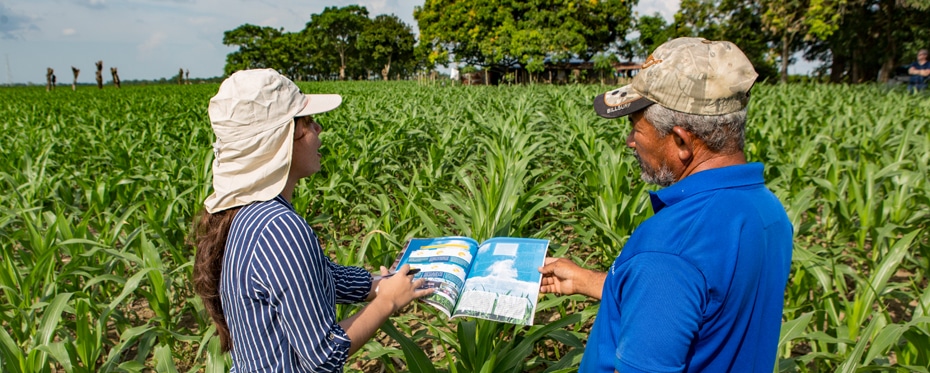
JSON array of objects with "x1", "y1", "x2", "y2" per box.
[
  {"x1": 341, "y1": 264, "x2": 433, "y2": 355},
  {"x1": 371, "y1": 264, "x2": 433, "y2": 313}
]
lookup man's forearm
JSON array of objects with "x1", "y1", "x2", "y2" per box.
[{"x1": 578, "y1": 269, "x2": 608, "y2": 300}]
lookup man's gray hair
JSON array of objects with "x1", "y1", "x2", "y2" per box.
[{"x1": 643, "y1": 104, "x2": 748, "y2": 152}]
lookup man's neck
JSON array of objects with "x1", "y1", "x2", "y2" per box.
[{"x1": 678, "y1": 151, "x2": 747, "y2": 182}]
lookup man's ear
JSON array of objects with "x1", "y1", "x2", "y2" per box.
[{"x1": 671, "y1": 126, "x2": 695, "y2": 162}]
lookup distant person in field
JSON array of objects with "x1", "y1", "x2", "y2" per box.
[
  {"x1": 538, "y1": 37, "x2": 794, "y2": 372},
  {"x1": 192, "y1": 68, "x2": 432, "y2": 372},
  {"x1": 908, "y1": 49, "x2": 930, "y2": 93}
]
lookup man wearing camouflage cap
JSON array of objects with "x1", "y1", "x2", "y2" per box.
[{"x1": 539, "y1": 37, "x2": 794, "y2": 372}]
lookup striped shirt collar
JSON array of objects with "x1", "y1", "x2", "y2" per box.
[{"x1": 270, "y1": 194, "x2": 295, "y2": 212}]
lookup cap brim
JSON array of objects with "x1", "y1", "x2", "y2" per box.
[
  {"x1": 593, "y1": 85, "x2": 654, "y2": 119},
  {"x1": 296, "y1": 94, "x2": 343, "y2": 116}
]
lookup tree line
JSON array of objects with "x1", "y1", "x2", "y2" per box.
[
  {"x1": 224, "y1": 1, "x2": 930, "y2": 84},
  {"x1": 640, "y1": 0, "x2": 930, "y2": 83},
  {"x1": 223, "y1": 5, "x2": 420, "y2": 81}
]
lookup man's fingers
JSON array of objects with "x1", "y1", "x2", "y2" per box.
[{"x1": 542, "y1": 286, "x2": 561, "y2": 294}]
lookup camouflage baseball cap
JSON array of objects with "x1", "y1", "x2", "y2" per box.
[{"x1": 593, "y1": 37, "x2": 758, "y2": 118}]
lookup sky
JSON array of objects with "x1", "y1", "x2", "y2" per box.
[{"x1": 1, "y1": 0, "x2": 713, "y2": 85}]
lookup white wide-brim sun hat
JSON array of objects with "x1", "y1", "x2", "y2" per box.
[{"x1": 203, "y1": 68, "x2": 341, "y2": 213}]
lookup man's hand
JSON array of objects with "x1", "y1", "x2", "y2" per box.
[{"x1": 538, "y1": 257, "x2": 607, "y2": 300}]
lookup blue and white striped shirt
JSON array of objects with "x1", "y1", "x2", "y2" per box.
[{"x1": 221, "y1": 195, "x2": 372, "y2": 372}]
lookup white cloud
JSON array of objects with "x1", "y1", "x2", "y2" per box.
[
  {"x1": 61, "y1": 28, "x2": 76, "y2": 36},
  {"x1": 487, "y1": 259, "x2": 518, "y2": 281},
  {"x1": 137, "y1": 31, "x2": 166, "y2": 55}
]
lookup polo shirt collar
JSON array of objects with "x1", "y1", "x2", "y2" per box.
[{"x1": 648, "y1": 163, "x2": 765, "y2": 213}]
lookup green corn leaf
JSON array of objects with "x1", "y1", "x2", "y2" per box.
[
  {"x1": 778, "y1": 312, "x2": 812, "y2": 354},
  {"x1": 154, "y1": 344, "x2": 179, "y2": 373},
  {"x1": 382, "y1": 321, "x2": 437, "y2": 373},
  {"x1": 497, "y1": 313, "x2": 582, "y2": 373},
  {"x1": 35, "y1": 343, "x2": 73, "y2": 373},
  {"x1": 0, "y1": 325, "x2": 24, "y2": 373}
]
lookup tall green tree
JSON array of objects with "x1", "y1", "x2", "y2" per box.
[
  {"x1": 802, "y1": 0, "x2": 930, "y2": 83},
  {"x1": 414, "y1": 0, "x2": 635, "y2": 78},
  {"x1": 221, "y1": 24, "x2": 286, "y2": 76},
  {"x1": 358, "y1": 14, "x2": 416, "y2": 80},
  {"x1": 673, "y1": 0, "x2": 778, "y2": 82},
  {"x1": 672, "y1": 0, "x2": 726, "y2": 38},
  {"x1": 759, "y1": 0, "x2": 844, "y2": 83},
  {"x1": 221, "y1": 25, "x2": 311, "y2": 79},
  {"x1": 305, "y1": 5, "x2": 371, "y2": 80},
  {"x1": 632, "y1": 13, "x2": 673, "y2": 59},
  {"x1": 669, "y1": 0, "x2": 929, "y2": 83}
]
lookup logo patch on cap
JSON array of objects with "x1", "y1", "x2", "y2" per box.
[
  {"x1": 605, "y1": 89, "x2": 640, "y2": 107},
  {"x1": 642, "y1": 55, "x2": 663, "y2": 69}
]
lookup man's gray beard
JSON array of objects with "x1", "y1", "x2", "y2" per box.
[{"x1": 634, "y1": 152, "x2": 676, "y2": 187}]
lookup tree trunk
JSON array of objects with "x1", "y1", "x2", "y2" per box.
[
  {"x1": 95, "y1": 61, "x2": 103, "y2": 89},
  {"x1": 876, "y1": 0, "x2": 897, "y2": 83},
  {"x1": 878, "y1": 58, "x2": 895, "y2": 83},
  {"x1": 780, "y1": 33, "x2": 790, "y2": 84},
  {"x1": 830, "y1": 54, "x2": 846, "y2": 83},
  {"x1": 851, "y1": 48, "x2": 862, "y2": 83},
  {"x1": 71, "y1": 66, "x2": 79, "y2": 91},
  {"x1": 339, "y1": 51, "x2": 346, "y2": 80}
]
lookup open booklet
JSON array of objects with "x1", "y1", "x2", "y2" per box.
[{"x1": 390, "y1": 236, "x2": 549, "y2": 326}]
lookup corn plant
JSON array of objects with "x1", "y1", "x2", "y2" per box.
[{"x1": 0, "y1": 81, "x2": 926, "y2": 372}]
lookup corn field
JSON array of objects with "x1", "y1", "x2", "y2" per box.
[{"x1": 0, "y1": 81, "x2": 927, "y2": 372}]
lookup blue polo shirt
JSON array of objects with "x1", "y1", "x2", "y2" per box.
[{"x1": 580, "y1": 163, "x2": 793, "y2": 372}]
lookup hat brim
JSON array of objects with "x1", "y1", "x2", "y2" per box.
[
  {"x1": 296, "y1": 94, "x2": 342, "y2": 117},
  {"x1": 593, "y1": 85, "x2": 655, "y2": 119}
]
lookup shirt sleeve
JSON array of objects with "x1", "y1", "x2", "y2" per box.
[
  {"x1": 613, "y1": 253, "x2": 707, "y2": 373},
  {"x1": 327, "y1": 261, "x2": 372, "y2": 303},
  {"x1": 251, "y1": 213, "x2": 352, "y2": 372}
]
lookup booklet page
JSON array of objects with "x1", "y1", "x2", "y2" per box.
[
  {"x1": 394, "y1": 237, "x2": 480, "y2": 317},
  {"x1": 451, "y1": 237, "x2": 549, "y2": 325}
]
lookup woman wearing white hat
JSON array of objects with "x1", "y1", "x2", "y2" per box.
[{"x1": 192, "y1": 68, "x2": 432, "y2": 372}]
